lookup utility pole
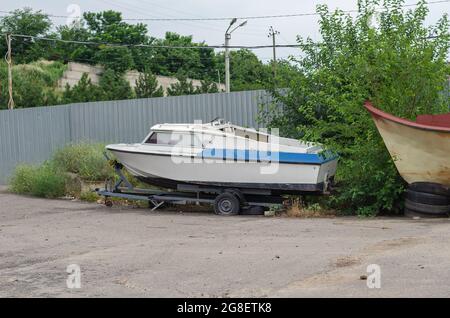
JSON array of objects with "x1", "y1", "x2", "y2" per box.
[
  {"x1": 6, "y1": 34, "x2": 14, "y2": 110},
  {"x1": 268, "y1": 26, "x2": 280, "y2": 80},
  {"x1": 224, "y1": 30, "x2": 232, "y2": 93},
  {"x1": 224, "y1": 18, "x2": 247, "y2": 93}
]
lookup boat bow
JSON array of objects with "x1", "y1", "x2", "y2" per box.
[{"x1": 365, "y1": 101, "x2": 450, "y2": 186}]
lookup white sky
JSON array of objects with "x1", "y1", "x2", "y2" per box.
[{"x1": 3, "y1": 0, "x2": 449, "y2": 62}]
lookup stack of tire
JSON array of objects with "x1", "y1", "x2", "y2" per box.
[{"x1": 404, "y1": 182, "x2": 450, "y2": 218}]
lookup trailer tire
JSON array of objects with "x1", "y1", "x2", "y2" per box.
[
  {"x1": 214, "y1": 192, "x2": 240, "y2": 216},
  {"x1": 225, "y1": 189, "x2": 246, "y2": 204}
]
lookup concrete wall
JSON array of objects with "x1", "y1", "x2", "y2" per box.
[{"x1": 58, "y1": 62, "x2": 225, "y2": 94}]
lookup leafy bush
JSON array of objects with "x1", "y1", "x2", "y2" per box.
[
  {"x1": 52, "y1": 142, "x2": 113, "y2": 181},
  {"x1": 9, "y1": 163, "x2": 67, "y2": 198},
  {"x1": 265, "y1": 0, "x2": 449, "y2": 216},
  {"x1": 29, "y1": 164, "x2": 67, "y2": 198},
  {"x1": 9, "y1": 165, "x2": 37, "y2": 194}
]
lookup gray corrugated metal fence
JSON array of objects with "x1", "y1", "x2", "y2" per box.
[{"x1": 0, "y1": 90, "x2": 271, "y2": 184}]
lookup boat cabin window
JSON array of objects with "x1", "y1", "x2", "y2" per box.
[
  {"x1": 145, "y1": 132, "x2": 158, "y2": 144},
  {"x1": 145, "y1": 132, "x2": 195, "y2": 147}
]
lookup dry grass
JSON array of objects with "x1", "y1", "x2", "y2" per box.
[{"x1": 283, "y1": 198, "x2": 336, "y2": 218}]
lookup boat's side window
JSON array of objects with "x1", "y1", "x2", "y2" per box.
[
  {"x1": 144, "y1": 132, "x2": 171, "y2": 145},
  {"x1": 145, "y1": 132, "x2": 193, "y2": 146},
  {"x1": 145, "y1": 132, "x2": 158, "y2": 144},
  {"x1": 171, "y1": 133, "x2": 192, "y2": 147}
]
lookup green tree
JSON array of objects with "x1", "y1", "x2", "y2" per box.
[
  {"x1": 167, "y1": 74, "x2": 198, "y2": 96},
  {"x1": 98, "y1": 69, "x2": 133, "y2": 100},
  {"x1": 62, "y1": 73, "x2": 104, "y2": 103},
  {"x1": 83, "y1": 10, "x2": 150, "y2": 72},
  {"x1": 0, "y1": 8, "x2": 52, "y2": 63},
  {"x1": 94, "y1": 45, "x2": 134, "y2": 74},
  {"x1": 150, "y1": 32, "x2": 217, "y2": 79},
  {"x1": 215, "y1": 49, "x2": 272, "y2": 91},
  {"x1": 135, "y1": 69, "x2": 164, "y2": 98},
  {"x1": 195, "y1": 79, "x2": 219, "y2": 94},
  {"x1": 46, "y1": 24, "x2": 93, "y2": 63},
  {"x1": 264, "y1": 0, "x2": 449, "y2": 216},
  {"x1": 83, "y1": 11, "x2": 148, "y2": 44}
]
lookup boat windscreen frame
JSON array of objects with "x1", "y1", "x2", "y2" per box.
[{"x1": 141, "y1": 130, "x2": 208, "y2": 148}]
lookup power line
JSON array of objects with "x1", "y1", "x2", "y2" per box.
[
  {"x1": 8, "y1": 34, "x2": 303, "y2": 49},
  {"x1": 8, "y1": 33, "x2": 440, "y2": 52},
  {"x1": 0, "y1": 0, "x2": 448, "y2": 22}
]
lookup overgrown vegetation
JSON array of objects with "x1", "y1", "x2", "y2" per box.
[
  {"x1": 9, "y1": 143, "x2": 114, "y2": 198},
  {"x1": 9, "y1": 163, "x2": 67, "y2": 198},
  {"x1": 0, "y1": 60, "x2": 66, "y2": 108},
  {"x1": 264, "y1": 0, "x2": 449, "y2": 216},
  {"x1": 52, "y1": 142, "x2": 114, "y2": 181}
]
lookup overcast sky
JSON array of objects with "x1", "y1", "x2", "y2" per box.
[{"x1": 3, "y1": 0, "x2": 449, "y2": 61}]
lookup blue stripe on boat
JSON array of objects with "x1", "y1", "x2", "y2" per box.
[{"x1": 199, "y1": 149, "x2": 337, "y2": 164}]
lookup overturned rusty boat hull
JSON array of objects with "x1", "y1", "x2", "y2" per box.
[{"x1": 365, "y1": 101, "x2": 450, "y2": 186}]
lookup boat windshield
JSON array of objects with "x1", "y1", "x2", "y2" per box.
[{"x1": 144, "y1": 131, "x2": 199, "y2": 147}]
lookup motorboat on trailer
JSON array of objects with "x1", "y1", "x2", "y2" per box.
[{"x1": 106, "y1": 119, "x2": 339, "y2": 195}]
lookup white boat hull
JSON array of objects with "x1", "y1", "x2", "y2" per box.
[{"x1": 108, "y1": 148, "x2": 337, "y2": 193}]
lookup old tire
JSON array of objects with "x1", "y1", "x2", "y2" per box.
[
  {"x1": 408, "y1": 182, "x2": 450, "y2": 197},
  {"x1": 404, "y1": 208, "x2": 448, "y2": 218},
  {"x1": 405, "y1": 189, "x2": 449, "y2": 205},
  {"x1": 404, "y1": 199, "x2": 450, "y2": 216},
  {"x1": 214, "y1": 192, "x2": 240, "y2": 216}
]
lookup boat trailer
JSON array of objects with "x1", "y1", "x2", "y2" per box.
[{"x1": 95, "y1": 154, "x2": 284, "y2": 215}]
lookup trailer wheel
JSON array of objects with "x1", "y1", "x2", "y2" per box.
[
  {"x1": 105, "y1": 199, "x2": 113, "y2": 207},
  {"x1": 214, "y1": 192, "x2": 240, "y2": 216},
  {"x1": 225, "y1": 189, "x2": 246, "y2": 204}
]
